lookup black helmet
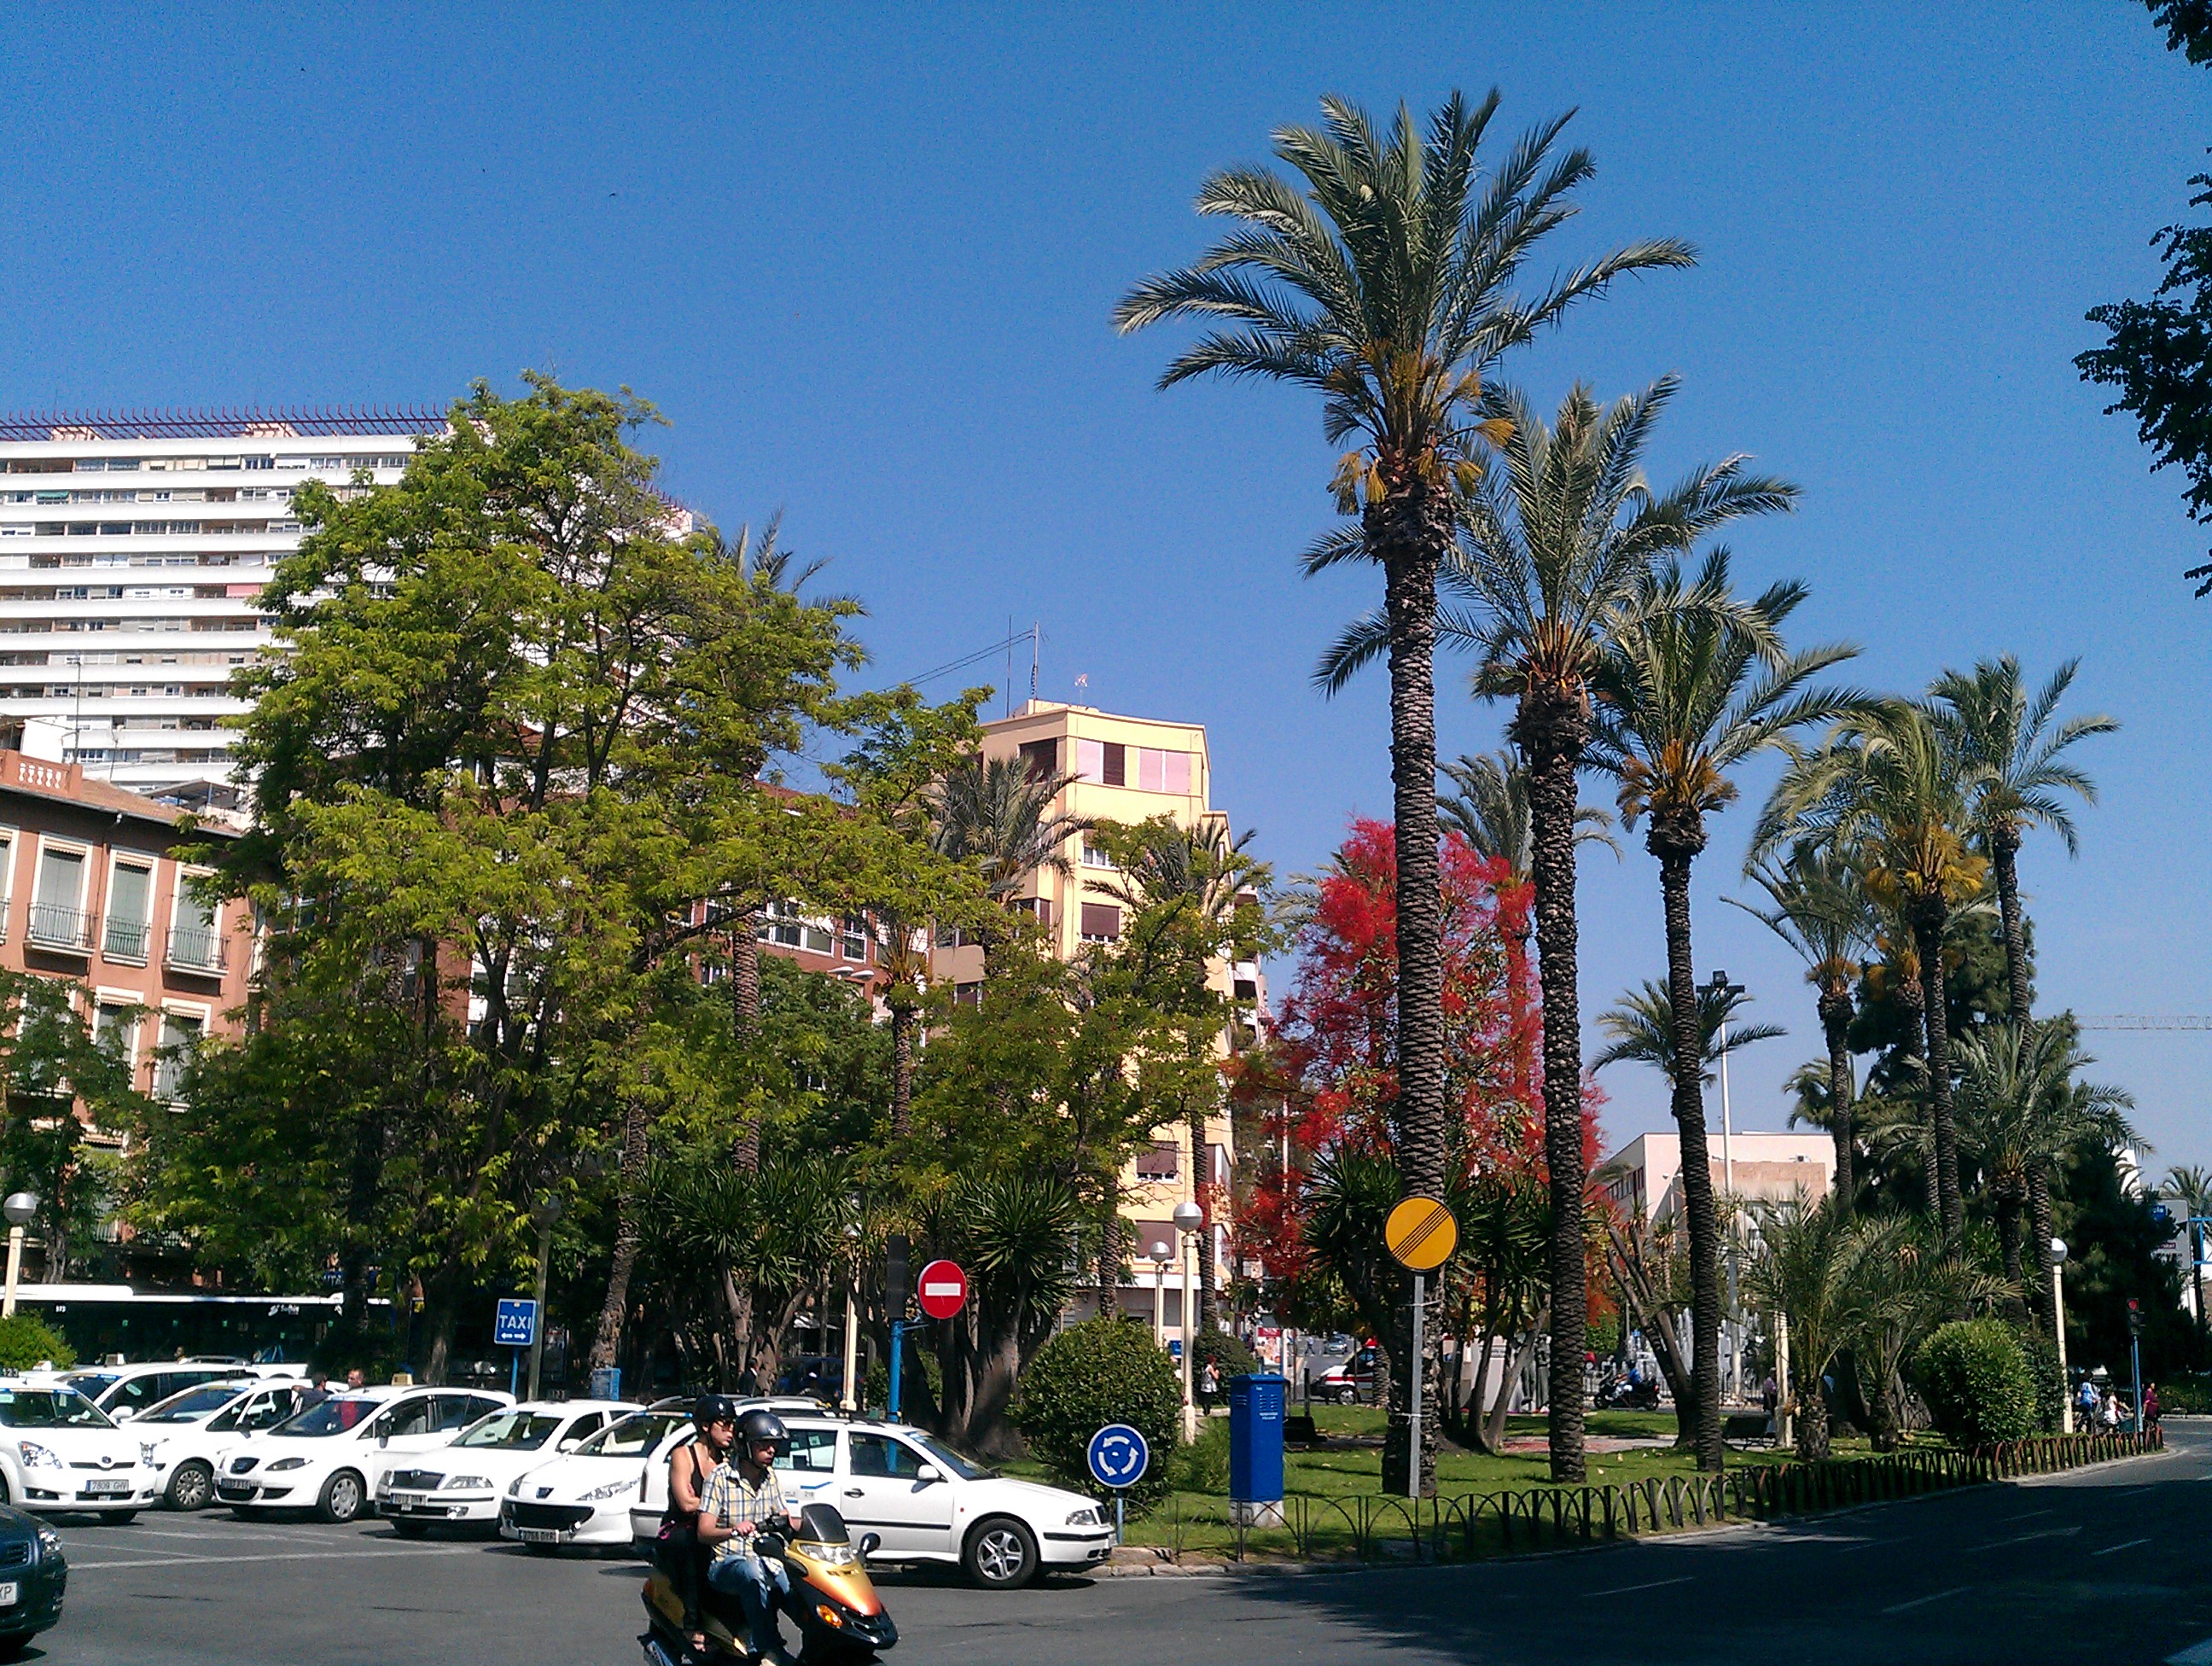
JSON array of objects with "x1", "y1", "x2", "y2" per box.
[
  {"x1": 737, "y1": 1409, "x2": 789, "y2": 1451},
  {"x1": 693, "y1": 1393, "x2": 737, "y2": 1431}
]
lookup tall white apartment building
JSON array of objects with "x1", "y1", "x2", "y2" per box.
[{"x1": 0, "y1": 407, "x2": 444, "y2": 804}]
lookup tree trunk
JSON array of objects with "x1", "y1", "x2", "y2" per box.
[
  {"x1": 1913, "y1": 912, "x2": 1963, "y2": 1246},
  {"x1": 1795, "y1": 1377, "x2": 1831, "y2": 1462},
  {"x1": 1516, "y1": 687, "x2": 1592, "y2": 1485},
  {"x1": 730, "y1": 917, "x2": 763, "y2": 1173},
  {"x1": 1371, "y1": 484, "x2": 1450, "y2": 1498},
  {"x1": 1189, "y1": 1098, "x2": 1218, "y2": 1336},
  {"x1": 1818, "y1": 986, "x2": 1855, "y2": 1220},
  {"x1": 587, "y1": 1090, "x2": 653, "y2": 1373},
  {"x1": 888, "y1": 999, "x2": 916, "y2": 1140},
  {"x1": 1990, "y1": 831, "x2": 2032, "y2": 1023},
  {"x1": 1481, "y1": 1304, "x2": 1549, "y2": 1454},
  {"x1": 1997, "y1": 1194, "x2": 2028, "y2": 1324},
  {"x1": 2029, "y1": 1163, "x2": 2058, "y2": 1335},
  {"x1": 1607, "y1": 1220, "x2": 1697, "y2": 1446},
  {"x1": 1655, "y1": 839, "x2": 1725, "y2": 1475}
]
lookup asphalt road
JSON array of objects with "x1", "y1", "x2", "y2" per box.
[{"x1": 38, "y1": 1422, "x2": 2212, "y2": 1665}]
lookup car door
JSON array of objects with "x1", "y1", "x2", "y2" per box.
[
  {"x1": 775, "y1": 1424, "x2": 840, "y2": 1511},
  {"x1": 841, "y1": 1431, "x2": 956, "y2": 1556}
]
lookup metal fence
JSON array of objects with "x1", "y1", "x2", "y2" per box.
[{"x1": 1148, "y1": 1429, "x2": 2163, "y2": 1564}]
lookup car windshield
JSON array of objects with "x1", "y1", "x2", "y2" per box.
[
  {"x1": 0, "y1": 1387, "x2": 114, "y2": 1429},
  {"x1": 269, "y1": 1395, "x2": 379, "y2": 1437},
  {"x1": 908, "y1": 1433, "x2": 994, "y2": 1481},
  {"x1": 455, "y1": 1411, "x2": 562, "y2": 1450},
  {"x1": 577, "y1": 1413, "x2": 684, "y2": 1457},
  {"x1": 63, "y1": 1372, "x2": 120, "y2": 1401},
  {"x1": 137, "y1": 1383, "x2": 250, "y2": 1424}
]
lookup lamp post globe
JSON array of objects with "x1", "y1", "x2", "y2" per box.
[
  {"x1": 0, "y1": 1193, "x2": 34, "y2": 1319},
  {"x1": 1172, "y1": 1202, "x2": 1202, "y2": 1235},
  {"x1": 2, "y1": 1195, "x2": 35, "y2": 1229},
  {"x1": 2051, "y1": 1237, "x2": 2068, "y2": 1264}
]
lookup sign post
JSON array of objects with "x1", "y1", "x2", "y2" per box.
[
  {"x1": 1086, "y1": 1423, "x2": 1150, "y2": 1547},
  {"x1": 1383, "y1": 1195, "x2": 1458, "y2": 1502},
  {"x1": 493, "y1": 1298, "x2": 538, "y2": 1399},
  {"x1": 891, "y1": 1261, "x2": 967, "y2": 1422}
]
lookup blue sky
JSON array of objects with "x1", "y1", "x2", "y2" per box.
[{"x1": 3, "y1": 3, "x2": 2207, "y2": 1168}]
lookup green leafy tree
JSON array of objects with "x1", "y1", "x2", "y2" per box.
[{"x1": 1118, "y1": 92, "x2": 1691, "y2": 1492}]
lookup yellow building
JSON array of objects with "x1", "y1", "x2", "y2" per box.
[{"x1": 936, "y1": 701, "x2": 1262, "y2": 1328}]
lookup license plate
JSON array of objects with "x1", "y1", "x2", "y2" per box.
[
  {"x1": 83, "y1": 1478, "x2": 130, "y2": 1495},
  {"x1": 516, "y1": 1527, "x2": 562, "y2": 1544},
  {"x1": 388, "y1": 1492, "x2": 427, "y2": 1508},
  {"x1": 0, "y1": 1582, "x2": 17, "y2": 1605}
]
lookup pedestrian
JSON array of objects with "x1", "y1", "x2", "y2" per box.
[
  {"x1": 345, "y1": 1367, "x2": 366, "y2": 1391},
  {"x1": 297, "y1": 1374, "x2": 332, "y2": 1410},
  {"x1": 2076, "y1": 1375, "x2": 2099, "y2": 1429},
  {"x1": 2144, "y1": 1382, "x2": 2161, "y2": 1430},
  {"x1": 1199, "y1": 1359, "x2": 1220, "y2": 1409},
  {"x1": 1761, "y1": 1373, "x2": 1778, "y2": 1417},
  {"x1": 2100, "y1": 1386, "x2": 2122, "y2": 1432}
]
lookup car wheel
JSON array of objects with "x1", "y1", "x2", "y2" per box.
[
  {"x1": 166, "y1": 1460, "x2": 213, "y2": 1512},
  {"x1": 1338, "y1": 1386, "x2": 1357, "y2": 1405},
  {"x1": 389, "y1": 1519, "x2": 429, "y2": 1539},
  {"x1": 963, "y1": 1516, "x2": 1039, "y2": 1590},
  {"x1": 316, "y1": 1470, "x2": 365, "y2": 1524},
  {"x1": 100, "y1": 1509, "x2": 139, "y2": 1525}
]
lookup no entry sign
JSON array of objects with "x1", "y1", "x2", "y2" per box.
[{"x1": 916, "y1": 1259, "x2": 969, "y2": 1320}]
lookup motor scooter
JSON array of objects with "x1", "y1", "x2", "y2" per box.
[{"x1": 641, "y1": 1501, "x2": 897, "y2": 1665}]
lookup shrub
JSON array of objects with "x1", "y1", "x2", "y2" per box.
[
  {"x1": 1913, "y1": 1318, "x2": 2037, "y2": 1446},
  {"x1": 0, "y1": 1315, "x2": 74, "y2": 1373},
  {"x1": 1167, "y1": 1413, "x2": 1230, "y2": 1493},
  {"x1": 1014, "y1": 1317, "x2": 1182, "y2": 1506},
  {"x1": 2015, "y1": 1328, "x2": 2065, "y2": 1434},
  {"x1": 2157, "y1": 1374, "x2": 2212, "y2": 1413},
  {"x1": 1192, "y1": 1328, "x2": 1258, "y2": 1388}
]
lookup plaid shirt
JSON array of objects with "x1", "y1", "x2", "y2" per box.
[{"x1": 698, "y1": 1459, "x2": 788, "y2": 1562}]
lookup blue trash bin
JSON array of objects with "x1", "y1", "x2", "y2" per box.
[{"x1": 1227, "y1": 1372, "x2": 1286, "y2": 1526}]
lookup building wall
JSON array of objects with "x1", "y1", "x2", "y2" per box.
[
  {"x1": 0, "y1": 411, "x2": 441, "y2": 801},
  {"x1": 0, "y1": 749, "x2": 251, "y2": 1111},
  {"x1": 1601, "y1": 1130, "x2": 1835, "y2": 1223}
]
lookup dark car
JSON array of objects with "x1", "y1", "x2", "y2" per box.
[{"x1": 0, "y1": 1504, "x2": 65, "y2": 1657}]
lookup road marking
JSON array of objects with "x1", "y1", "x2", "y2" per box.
[
  {"x1": 1968, "y1": 1525, "x2": 2080, "y2": 1551},
  {"x1": 2166, "y1": 1640, "x2": 2212, "y2": 1666},
  {"x1": 1883, "y1": 1585, "x2": 1974, "y2": 1615},
  {"x1": 2002, "y1": 1507, "x2": 2055, "y2": 1521},
  {"x1": 1585, "y1": 1576, "x2": 1694, "y2": 1598},
  {"x1": 69, "y1": 1544, "x2": 485, "y2": 1572},
  {"x1": 2094, "y1": 1536, "x2": 2154, "y2": 1557}
]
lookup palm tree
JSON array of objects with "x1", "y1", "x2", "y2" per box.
[
  {"x1": 928, "y1": 755, "x2": 1092, "y2": 962},
  {"x1": 1929, "y1": 656, "x2": 2116, "y2": 1022},
  {"x1": 1117, "y1": 90, "x2": 1692, "y2": 1495},
  {"x1": 1758, "y1": 708, "x2": 1987, "y2": 1248},
  {"x1": 1732, "y1": 843, "x2": 1872, "y2": 1215},
  {"x1": 2165, "y1": 1164, "x2": 2212, "y2": 1354},
  {"x1": 1826, "y1": 1212, "x2": 2004, "y2": 1452},
  {"x1": 1438, "y1": 750, "x2": 1616, "y2": 1100},
  {"x1": 1952, "y1": 1021, "x2": 2139, "y2": 1310},
  {"x1": 873, "y1": 909, "x2": 930, "y2": 1139},
  {"x1": 1743, "y1": 1198, "x2": 1860, "y2": 1461},
  {"x1": 1387, "y1": 382, "x2": 1789, "y2": 1482},
  {"x1": 1592, "y1": 980, "x2": 1784, "y2": 1080},
  {"x1": 1584, "y1": 550, "x2": 1865, "y2": 1472}
]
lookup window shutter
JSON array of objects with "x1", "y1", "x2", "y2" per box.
[
  {"x1": 1102, "y1": 743, "x2": 1126, "y2": 786},
  {"x1": 1080, "y1": 903, "x2": 1121, "y2": 941}
]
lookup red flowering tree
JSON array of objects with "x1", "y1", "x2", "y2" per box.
[{"x1": 1233, "y1": 818, "x2": 1603, "y2": 1488}]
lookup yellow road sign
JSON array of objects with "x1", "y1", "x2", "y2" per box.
[{"x1": 1385, "y1": 1195, "x2": 1458, "y2": 1273}]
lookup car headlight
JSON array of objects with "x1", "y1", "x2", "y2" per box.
[
  {"x1": 15, "y1": 1442, "x2": 62, "y2": 1471},
  {"x1": 507, "y1": 1477, "x2": 525, "y2": 1497},
  {"x1": 267, "y1": 1457, "x2": 306, "y2": 1472},
  {"x1": 580, "y1": 1477, "x2": 635, "y2": 1502},
  {"x1": 32, "y1": 1528, "x2": 59, "y2": 1564},
  {"x1": 441, "y1": 1475, "x2": 492, "y2": 1491},
  {"x1": 140, "y1": 1442, "x2": 159, "y2": 1466},
  {"x1": 1066, "y1": 1506, "x2": 1101, "y2": 1527}
]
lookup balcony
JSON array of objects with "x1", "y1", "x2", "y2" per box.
[
  {"x1": 102, "y1": 916, "x2": 150, "y2": 963},
  {"x1": 165, "y1": 923, "x2": 225, "y2": 975},
  {"x1": 26, "y1": 902, "x2": 94, "y2": 953}
]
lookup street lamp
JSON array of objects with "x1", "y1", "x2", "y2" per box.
[
  {"x1": 1707, "y1": 969, "x2": 1746, "y2": 1402},
  {"x1": 526, "y1": 1194, "x2": 563, "y2": 1401},
  {"x1": 2, "y1": 1193, "x2": 36, "y2": 1319},
  {"x1": 841, "y1": 1220, "x2": 864, "y2": 1413},
  {"x1": 1148, "y1": 1242, "x2": 1173, "y2": 1347},
  {"x1": 1173, "y1": 1201, "x2": 1203, "y2": 1442},
  {"x1": 2052, "y1": 1237, "x2": 2073, "y2": 1433}
]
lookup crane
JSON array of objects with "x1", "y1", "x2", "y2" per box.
[{"x1": 2072, "y1": 1016, "x2": 2212, "y2": 1031}]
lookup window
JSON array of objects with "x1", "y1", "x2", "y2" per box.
[
  {"x1": 847, "y1": 1434, "x2": 929, "y2": 1480},
  {"x1": 166, "y1": 874, "x2": 223, "y2": 972},
  {"x1": 840, "y1": 922, "x2": 868, "y2": 961},
  {"x1": 757, "y1": 900, "x2": 802, "y2": 949},
  {"x1": 1010, "y1": 896, "x2": 1053, "y2": 927},
  {"x1": 103, "y1": 859, "x2": 154, "y2": 960},
  {"x1": 1081, "y1": 841, "x2": 1115, "y2": 870},
  {"x1": 1079, "y1": 902, "x2": 1121, "y2": 943},
  {"x1": 371, "y1": 1398, "x2": 433, "y2": 1441},
  {"x1": 1074, "y1": 740, "x2": 1190, "y2": 793},
  {"x1": 94, "y1": 1003, "x2": 136, "y2": 1065},
  {"x1": 153, "y1": 1011, "x2": 204, "y2": 1102},
  {"x1": 1135, "y1": 1143, "x2": 1179, "y2": 1182},
  {"x1": 953, "y1": 980, "x2": 982, "y2": 1006},
  {"x1": 780, "y1": 1426, "x2": 839, "y2": 1474},
  {"x1": 1017, "y1": 738, "x2": 1057, "y2": 783},
  {"x1": 28, "y1": 844, "x2": 88, "y2": 949},
  {"x1": 800, "y1": 923, "x2": 834, "y2": 956}
]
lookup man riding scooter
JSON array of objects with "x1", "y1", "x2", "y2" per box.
[{"x1": 697, "y1": 1409, "x2": 805, "y2": 1666}]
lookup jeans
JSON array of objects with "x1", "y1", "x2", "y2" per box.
[{"x1": 707, "y1": 1547, "x2": 789, "y2": 1655}]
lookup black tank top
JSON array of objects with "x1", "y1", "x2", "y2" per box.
[{"x1": 662, "y1": 1437, "x2": 715, "y2": 1529}]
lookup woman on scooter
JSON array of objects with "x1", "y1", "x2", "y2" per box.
[
  {"x1": 698, "y1": 1410, "x2": 804, "y2": 1666},
  {"x1": 662, "y1": 1394, "x2": 738, "y2": 1654}
]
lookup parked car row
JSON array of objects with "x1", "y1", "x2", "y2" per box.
[{"x1": 0, "y1": 1370, "x2": 1115, "y2": 1594}]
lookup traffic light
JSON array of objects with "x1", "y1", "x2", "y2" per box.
[
  {"x1": 2127, "y1": 1297, "x2": 2143, "y2": 1337},
  {"x1": 886, "y1": 1232, "x2": 911, "y2": 1322}
]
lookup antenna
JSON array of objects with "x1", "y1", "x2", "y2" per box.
[{"x1": 1030, "y1": 621, "x2": 1039, "y2": 705}]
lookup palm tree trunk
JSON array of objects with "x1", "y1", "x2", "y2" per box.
[
  {"x1": 1997, "y1": 1195, "x2": 2028, "y2": 1323},
  {"x1": 1656, "y1": 842, "x2": 1725, "y2": 1475},
  {"x1": 1371, "y1": 487, "x2": 1450, "y2": 1498},
  {"x1": 1795, "y1": 1378, "x2": 1831, "y2": 1462},
  {"x1": 1991, "y1": 831, "x2": 2032, "y2": 1023},
  {"x1": 2029, "y1": 1163, "x2": 2058, "y2": 1335},
  {"x1": 1913, "y1": 913, "x2": 1964, "y2": 1245},
  {"x1": 1516, "y1": 691, "x2": 1592, "y2": 1485},
  {"x1": 888, "y1": 999, "x2": 916, "y2": 1140},
  {"x1": 587, "y1": 1089, "x2": 653, "y2": 1372},
  {"x1": 730, "y1": 917, "x2": 762, "y2": 1173},
  {"x1": 1818, "y1": 988, "x2": 1854, "y2": 1219},
  {"x1": 1188, "y1": 1100, "x2": 1218, "y2": 1336}
]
